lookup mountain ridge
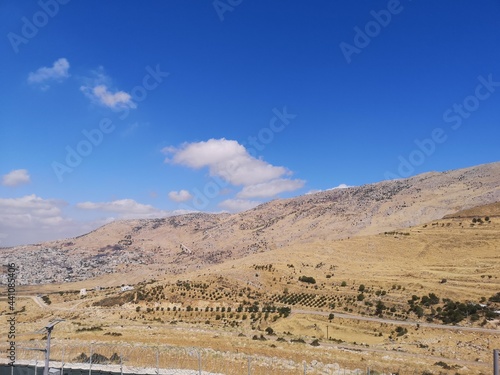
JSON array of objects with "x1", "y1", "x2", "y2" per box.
[{"x1": 1, "y1": 161, "x2": 499, "y2": 285}]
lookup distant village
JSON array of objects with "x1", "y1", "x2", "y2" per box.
[{"x1": 0, "y1": 245, "x2": 154, "y2": 285}]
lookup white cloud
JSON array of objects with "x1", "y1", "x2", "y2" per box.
[
  {"x1": 305, "y1": 189, "x2": 322, "y2": 195},
  {"x1": 164, "y1": 138, "x2": 304, "y2": 200},
  {"x1": 2, "y1": 169, "x2": 31, "y2": 187},
  {"x1": 0, "y1": 196, "x2": 183, "y2": 247},
  {"x1": 164, "y1": 138, "x2": 289, "y2": 186},
  {"x1": 0, "y1": 195, "x2": 66, "y2": 227},
  {"x1": 80, "y1": 68, "x2": 136, "y2": 110},
  {"x1": 28, "y1": 58, "x2": 70, "y2": 88},
  {"x1": 238, "y1": 178, "x2": 305, "y2": 198},
  {"x1": 80, "y1": 84, "x2": 136, "y2": 110},
  {"x1": 0, "y1": 195, "x2": 79, "y2": 246},
  {"x1": 219, "y1": 199, "x2": 261, "y2": 212},
  {"x1": 168, "y1": 190, "x2": 193, "y2": 202},
  {"x1": 305, "y1": 184, "x2": 352, "y2": 195},
  {"x1": 76, "y1": 199, "x2": 168, "y2": 219}
]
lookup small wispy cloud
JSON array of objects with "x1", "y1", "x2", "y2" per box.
[
  {"x1": 219, "y1": 198, "x2": 261, "y2": 212},
  {"x1": 28, "y1": 58, "x2": 70, "y2": 89},
  {"x1": 121, "y1": 122, "x2": 140, "y2": 137},
  {"x1": 80, "y1": 68, "x2": 136, "y2": 110},
  {"x1": 2, "y1": 169, "x2": 31, "y2": 187},
  {"x1": 76, "y1": 198, "x2": 167, "y2": 219},
  {"x1": 237, "y1": 178, "x2": 305, "y2": 199},
  {"x1": 168, "y1": 190, "x2": 193, "y2": 202},
  {"x1": 306, "y1": 183, "x2": 352, "y2": 195},
  {"x1": 81, "y1": 84, "x2": 136, "y2": 110}
]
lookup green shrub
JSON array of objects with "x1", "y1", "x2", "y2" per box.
[
  {"x1": 41, "y1": 295, "x2": 52, "y2": 305},
  {"x1": 310, "y1": 339, "x2": 320, "y2": 346},
  {"x1": 489, "y1": 293, "x2": 500, "y2": 302},
  {"x1": 434, "y1": 361, "x2": 451, "y2": 369},
  {"x1": 277, "y1": 307, "x2": 291, "y2": 318},
  {"x1": 395, "y1": 326, "x2": 407, "y2": 336},
  {"x1": 299, "y1": 276, "x2": 316, "y2": 284},
  {"x1": 252, "y1": 334, "x2": 266, "y2": 341},
  {"x1": 421, "y1": 293, "x2": 439, "y2": 306}
]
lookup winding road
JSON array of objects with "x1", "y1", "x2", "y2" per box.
[{"x1": 292, "y1": 308, "x2": 500, "y2": 334}]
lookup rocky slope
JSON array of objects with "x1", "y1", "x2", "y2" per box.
[{"x1": 1, "y1": 161, "x2": 499, "y2": 285}]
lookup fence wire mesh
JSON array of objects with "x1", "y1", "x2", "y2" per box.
[{"x1": 2, "y1": 341, "x2": 414, "y2": 375}]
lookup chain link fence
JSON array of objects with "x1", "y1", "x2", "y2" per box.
[{"x1": 1, "y1": 341, "x2": 405, "y2": 375}]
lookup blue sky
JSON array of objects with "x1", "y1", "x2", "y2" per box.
[{"x1": 0, "y1": 0, "x2": 499, "y2": 246}]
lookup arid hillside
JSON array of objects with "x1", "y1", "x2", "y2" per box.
[
  {"x1": 444, "y1": 201, "x2": 500, "y2": 219},
  {"x1": 1, "y1": 161, "x2": 499, "y2": 286},
  {"x1": 2, "y1": 203, "x2": 499, "y2": 374}
]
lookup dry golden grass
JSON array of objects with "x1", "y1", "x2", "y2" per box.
[
  {"x1": 444, "y1": 201, "x2": 500, "y2": 218},
  {"x1": 2, "y1": 213, "x2": 500, "y2": 374}
]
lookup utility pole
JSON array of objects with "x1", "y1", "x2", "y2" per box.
[
  {"x1": 22, "y1": 320, "x2": 64, "y2": 375},
  {"x1": 42, "y1": 320, "x2": 64, "y2": 375}
]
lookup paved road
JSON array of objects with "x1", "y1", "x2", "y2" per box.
[
  {"x1": 30, "y1": 295, "x2": 46, "y2": 309},
  {"x1": 292, "y1": 308, "x2": 500, "y2": 334},
  {"x1": 0, "y1": 295, "x2": 84, "y2": 311},
  {"x1": 4, "y1": 295, "x2": 498, "y2": 334}
]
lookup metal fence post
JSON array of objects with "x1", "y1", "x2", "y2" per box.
[
  {"x1": 494, "y1": 349, "x2": 499, "y2": 375},
  {"x1": 247, "y1": 356, "x2": 251, "y2": 375},
  {"x1": 120, "y1": 350, "x2": 123, "y2": 375},
  {"x1": 88, "y1": 343, "x2": 93, "y2": 375},
  {"x1": 303, "y1": 360, "x2": 306, "y2": 375},
  {"x1": 198, "y1": 350, "x2": 201, "y2": 375},
  {"x1": 60, "y1": 346, "x2": 65, "y2": 374},
  {"x1": 156, "y1": 347, "x2": 159, "y2": 375}
]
